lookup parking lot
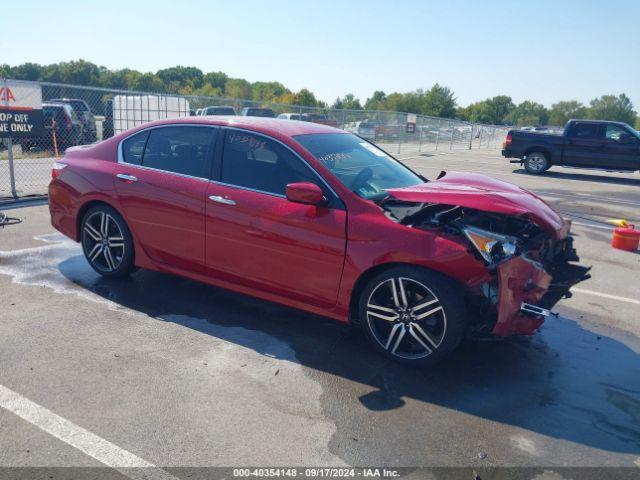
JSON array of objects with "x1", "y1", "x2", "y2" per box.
[{"x1": 1, "y1": 149, "x2": 639, "y2": 477}]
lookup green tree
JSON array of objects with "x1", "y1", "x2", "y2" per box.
[
  {"x1": 191, "y1": 84, "x2": 222, "y2": 97},
  {"x1": 58, "y1": 60, "x2": 102, "y2": 86},
  {"x1": 548, "y1": 100, "x2": 587, "y2": 126},
  {"x1": 132, "y1": 73, "x2": 165, "y2": 92},
  {"x1": 587, "y1": 94, "x2": 637, "y2": 125},
  {"x1": 292, "y1": 88, "x2": 318, "y2": 107},
  {"x1": 100, "y1": 68, "x2": 140, "y2": 90},
  {"x1": 203, "y1": 71, "x2": 228, "y2": 91},
  {"x1": 333, "y1": 93, "x2": 362, "y2": 110},
  {"x1": 251, "y1": 81, "x2": 288, "y2": 101},
  {"x1": 505, "y1": 101, "x2": 549, "y2": 126},
  {"x1": 462, "y1": 96, "x2": 515, "y2": 124},
  {"x1": 401, "y1": 90, "x2": 425, "y2": 114},
  {"x1": 365, "y1": 91, "x2": 386, "y2": 110},
  {"x1": 8, "y1": 62, "x2": 42, "y2": 81},
  {"x1": 40, "y1": 64, "x2": 64, "y2": 83},
  {"x1": 379, "y1": 91, "x2": 425, "y2": 114},
  {"x1": 382, "y1": 92, "x2": 407, "y2": 112},
  {"x1": 422, "y1": 84, "x2": 457, "y2": 118},
  {"x1": 224, "y1": 78, "x2": 251, "y2": 99},
  {"x1": 156, "y1": 66, "x2": 204, "y2": 93}
]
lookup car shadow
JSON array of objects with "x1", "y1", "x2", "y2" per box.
[
  {"x1": 512, "y1": 168, "x2": 640, "y2": 187},
  {"x1": 58, "y1": 256, "x2": 640, "y2": 458}
]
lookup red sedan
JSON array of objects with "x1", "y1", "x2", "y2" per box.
[{"x1": 49, "y1": 117, "x2": 589, "y2": 365}]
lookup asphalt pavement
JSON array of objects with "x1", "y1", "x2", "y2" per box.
[{"x1": 0, "y1": 149, "x2": 639, "y2": 479}]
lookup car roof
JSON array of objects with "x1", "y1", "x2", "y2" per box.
[
  {"x1": 42, "y1": 102, "x2": 68, "y2": 109},
  {"x1": 119, "y1": 116, "x2": 343, "y2": 137},
  {"x1": 49, "y1": 98, "x2": 84, "y2": 102}
]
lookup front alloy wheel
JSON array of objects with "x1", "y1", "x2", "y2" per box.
[{"x1": 359, "y1": 267, "x2": 467, "y2": 365}]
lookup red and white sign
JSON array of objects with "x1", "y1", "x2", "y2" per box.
[
  {"x1": 0, "y1": 79, "x2": 44, "y2": 137},
  {"x1": 406, "y1": 113, "x2": 417, "y2": 134}
]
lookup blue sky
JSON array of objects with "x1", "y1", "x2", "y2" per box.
[{"x1": 3, "y1": 0, "x2": 639, "y2": 108}]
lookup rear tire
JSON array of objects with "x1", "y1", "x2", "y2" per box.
[
  {"x1": 358, "y1": 266, "x2": 467, "y2": 366},
  {"x1": 524, "y1": 152, "x2": 549, "y2": 174},
  {"x1": 81, "y1": 205, "x2": 135, "y2": 278}
]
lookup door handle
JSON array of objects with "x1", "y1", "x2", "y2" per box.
[
  {"x1": 116, "y1": 173, "x2": 138, "y2": 182},
  {"x1": 209, "y1": 195, "x2": 236, "y2": 206}
]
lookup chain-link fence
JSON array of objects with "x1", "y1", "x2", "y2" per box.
[{"x1": 1, "y1": 81, "x2": 510, "y2": 200}]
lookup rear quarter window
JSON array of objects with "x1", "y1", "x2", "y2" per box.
[
  {"x1": 568, "y1": 123, "x2": 601, "y2": 139},
  {"x1": 121, "y1": 131, "x2": 149, "y2": 165}
]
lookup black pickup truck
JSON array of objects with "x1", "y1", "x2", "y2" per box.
[{"x1": 502, "y1": 119, "x2": 640, "y2": 174}]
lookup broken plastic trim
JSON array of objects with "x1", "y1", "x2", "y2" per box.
[{"x1": 520, "y1": 302, "x2": 551, "y2": 317}]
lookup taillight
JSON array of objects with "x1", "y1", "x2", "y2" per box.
[
  {"x1": 51, "y1": 161, "x2": 67, "y2": 179},
  {"x1": 505, "y1": 133, "x2": 512, "y2": 147}
]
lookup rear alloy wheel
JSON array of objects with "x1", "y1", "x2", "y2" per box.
[
  {"x1": 524, "y1": 152, "x2": 549, "y2": 174},
  {"x1": 81, "y1": 205, "x2": 135, "y2": 278},
  {"x1": 358, "y1": 267, "x2": 467, "y2": 365}
]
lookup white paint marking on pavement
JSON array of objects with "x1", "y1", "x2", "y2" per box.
[
  {"x1": 538, "y1": 190, "x2": 640, "y2": 208},
  {"x1": 0, "y1": 384, "x2": 178, "y2": 480},
  {"x1": 572, "y1": 288, "x2": 640, "y2": 306},
  {"x1": 569, "y1": 221, "x2": 615, "y2": 231}
]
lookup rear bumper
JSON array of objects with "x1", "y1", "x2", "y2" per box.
[{"x1": 502, "y1": 149, "x2": 523, "y2": 162}]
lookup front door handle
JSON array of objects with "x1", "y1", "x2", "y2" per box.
[
  {"x1": 209, "y1": 195, "x2": 236, "y2": 206},
  {"x1": 116, "y1": 173, "x2": 138, "y2": 183}
]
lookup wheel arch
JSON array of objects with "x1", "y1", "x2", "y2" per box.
[
  {"x1": 75, "y1": 199, "x2": 125, "y2": 242},
  {"x1": 524, "y1": 147, "x2": 552, "y2": 163}
]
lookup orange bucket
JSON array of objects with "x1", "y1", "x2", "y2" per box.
[{"x1": 611, "y1": 224, "x2": 640, "y2": 251}]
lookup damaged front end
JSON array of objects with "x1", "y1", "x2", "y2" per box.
[
  {"x1": 491, "y1": 236, "x2": 590, "y2": 336},
  {"x1": 383, "y1": 172, "x2": 591, "y2": 337}
]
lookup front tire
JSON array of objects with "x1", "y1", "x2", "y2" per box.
[
  {"x1": 358, "y1": 266, "x2": 467, "y2": 366},
  {"x1": 524, "y1": 152, "x2": 549, "y2": 174},
  {"x1": 81, "y1": 205, "x2": 135, "y2": 278}
]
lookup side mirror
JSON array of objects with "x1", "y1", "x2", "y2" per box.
[
  {"x1": 620, "y1": 133, "x2": 638, "y2": 144},
  {"x1": 285, "y1": 182, "x2": 326, "y2": 206}
]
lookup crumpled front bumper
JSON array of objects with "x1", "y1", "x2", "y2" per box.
[{"x1": 492, "y1": 235, "x2": 591, "y2": 336}]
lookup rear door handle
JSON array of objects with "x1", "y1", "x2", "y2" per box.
[
  {"x1": 209, "y1": 195, "x2": 236, "y2": 206},
  {"x1": 116, "y1": 173, "x2": 138, "y2": 182}
]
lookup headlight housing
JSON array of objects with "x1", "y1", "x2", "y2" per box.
[{"x1": 463, "y1": 226, "x2": 520, "y2": 264}]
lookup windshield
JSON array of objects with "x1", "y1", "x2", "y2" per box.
[{"x1": 294, "y1": 133, "x2": 423, "y2": 200}]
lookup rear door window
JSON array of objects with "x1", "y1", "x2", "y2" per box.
[
  {"x1": 141, "y1": 126, "x2": 216, "y2": 178},
  {"x1": 568, "y1": 123, "x2": 602, "y2": 140}
]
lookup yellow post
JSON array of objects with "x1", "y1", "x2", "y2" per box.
[{"x1": 51, "y1": 118, "x2": 59, "y2": 159}]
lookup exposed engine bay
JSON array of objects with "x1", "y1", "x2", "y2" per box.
[{"x1": 378, "y1": 192, "x2": 591, "y2": 337}]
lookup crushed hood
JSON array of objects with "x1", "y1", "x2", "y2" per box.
[{"x1": 387, "y1": 171, "x2": 566, "y2": 236}]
